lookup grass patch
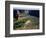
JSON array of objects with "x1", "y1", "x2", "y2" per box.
[{"x1": 13, "y1": 16, "x2": 39, "y2": 30}]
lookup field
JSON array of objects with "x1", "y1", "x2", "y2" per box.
[{"x1": 13, "y1": 16, "x2": 39, "y2": 30}]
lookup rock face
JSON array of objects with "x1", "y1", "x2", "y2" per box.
[
  {"x1": 24, "y1": 20, "x2": 32, "y2": 29},
  {"x1": 25, "y1": 20, "x2": 31, "y2": 25}
]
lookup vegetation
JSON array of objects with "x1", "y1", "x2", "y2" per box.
[{"x1": 13, "y1": 16, "x2": 39, "y2": 30}]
